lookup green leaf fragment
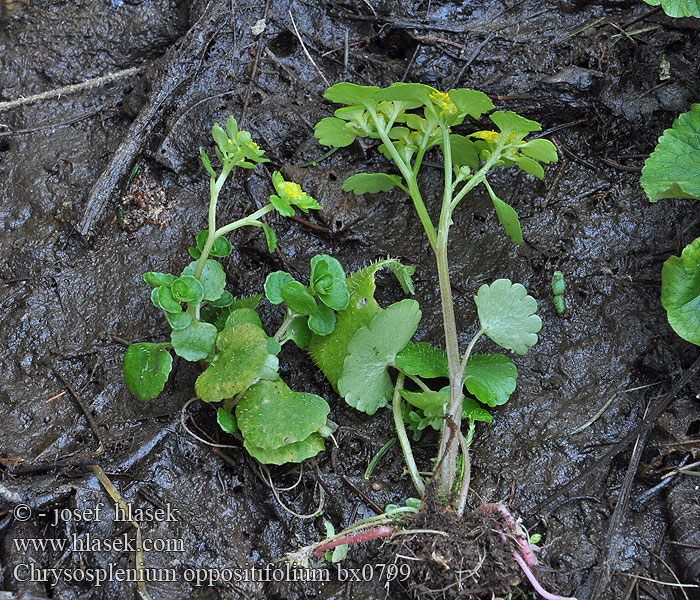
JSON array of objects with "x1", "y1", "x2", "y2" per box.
[
  {"x1": 171, "y1": 320, "x2": 218, "y2": 361},
  {"x1": 209, "y1": 290, "x2": 234, "y2": 308},
  {"x1": 200, "y1": 149, "x2": 216, "y2": 177},
  {"x1": 281, "y1": 281, "x2": 317, "y2": 316},
  {"x1": 338, "y1": 299, "x2": 422, "y2": 415},
  {"x1": 308, "y1": 303, "x2": 336, "y2": 336},
  {"x1": 324, "y1": 83, "x2": 380, "y2": 106},
  {"x1": 264, "y1": 271, "x2": 296, "y2": 305},
  {"x1": 123, "y1": 343, "x2": 173, "y2": 400},
  {"x1": 462, "y1": 397, "x2": 492, "y2": 423},
  {"x1": 196, "y1": 321, "x2": 274, "y2": 402},
  {"x1": 641, "y1": 104, "x2": 700, "y2": 202},
  {"x1": 244, "y1": 433, "x2": 325, "y2": 465},
  {"x1": 513, "y1": 155, "x2": 545, "y2": 179},
  {"x1": 342, "y1": 173, "x2": 404, "y2": 194},
  {"x1": 490, "y1": 110, "x2": 542, "y2": 138},
  {"x1": 152, "y1": 286, "x2": 182, "y2": 313},
  {"x1": 449, "y1": 135, "x2": 480, "y2": 171},
  {"x1": 314, "y1": 117, "x2": 358, "y2": 148},
  {"x1": 166, "y1": 310, "x2": 193, "y2": 331},
  {"x1": 237, "y1": 379, "x2": 330, "y2": 449},
  {"x1": 196, "y1": 230, "x2": 233, "y2": 258},
  {"x1": 143, "y1": 272, "x2": 176, "y2": 287},
  {"x1": 489, "y1": 192, "x2": 523, "y2": 245},
  {"x1": 310, "y1": 254, "x2": 349, "y2": 311},
  {"x1": 286, "y1": 315, "x2": 312, "y2": 349},
  {"x1": 262, "y1": 223, "x2": 277, "y2": 253},
  {"x1": 171, "y1": 276, "x2": 204, "y2": 305},
  {"x1": 308, "y1": 259, "x2": 416, "y2": 389},
  {"x1": 181, "y1": 260, "x2": 226, "y2": 301},
  {"x1": 463, "y1": 354, "x2": 517, "y2": 407},
  {"x1": 474, "y1": 279, "x2": 541, "y2": 355},
  {"x1": 661, "y1": 235, "x2": 700, "y2": 346},
  {"x1": 395, "y1": 341, "x2": 449, "y2": 379},
  {"x1": 224, "y1": 307, "x2": 263, "y2": 330},
  {"x1": 643, "y1": 0, "x2": 700, "y2": 17},
  {"x1": 521, "y1": 138, "x2": 558, "y2": 163},
  {"x1": 217, "y1": 407, "x2": 238, "y2": 434},
  {"x1": 447, "y1": 88, "x2": 495, "y2": 119}
]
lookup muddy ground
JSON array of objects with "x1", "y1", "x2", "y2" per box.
[{"x1": 0, "y1": 0, "x2": 699, "y2": 599}]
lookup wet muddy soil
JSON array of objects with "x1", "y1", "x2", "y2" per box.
[{"x1": 1, "y1": 1, "x2": 699, "y2": 599}]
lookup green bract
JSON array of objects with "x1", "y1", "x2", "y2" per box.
[
  {"x1": 641, "y1": 104, "x2": 700, "y2": 202},
  {"x1": 661, "y1": 236, "x2": 700, "y2": 346}
]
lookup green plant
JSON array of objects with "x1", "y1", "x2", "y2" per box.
[
  {"x1": 310, "y1": 83, "x2": 557, "y2": 508},
  {"x1": 642, "y1": 104, "x2": 700, "y2": 346},
  {"x1": 123, "y1": 117, "x2": 349, "y2": 464},
  {"x1": 643, "y1": 0, "x2": 700, "y2": 18}
]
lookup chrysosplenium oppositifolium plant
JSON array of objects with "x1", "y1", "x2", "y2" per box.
[
  {"x1": 312, "y1": 83, "x2": 558, "y2": 511},
  {"x1": 123, "y1": 117, "x2": 351, "y2": 464}
]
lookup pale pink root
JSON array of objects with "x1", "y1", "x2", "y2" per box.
[
  {"x1": 314, "y1": 525, "x2": 395, "y2": 557},
  {"x1": 480, "y1": 503, "x2": 539, "y2": 567},
  {"x1": 512, "y1": 551, "x2": 577, "y2": 600}
]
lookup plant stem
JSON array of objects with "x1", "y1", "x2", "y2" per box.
[
  {"x1": 392, "y1": 372, "x2": 425, "y2": 495},
  {"x1": 367, "y1": 109, "x2": 437, "y2": 253},
  {"x1": 274, "y1": 310, "x2": 298, "y2": 342},
  {"x1": 194, "y1": 204, "x2": 274, "y2": 280}
]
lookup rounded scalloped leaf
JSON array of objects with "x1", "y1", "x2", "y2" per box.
[
  {"x1": 123, "y1": 343, "x2": 173, "y2": 400},
  {"x1": 195, "y1": 322, "x2": 273, "y2": 403},
  {"x1": 641, "y1": 104, "x2": 700, "y2": 202},
  {"x1": 338, "y1": 299, "x2": 422, "y2": 415},
  {"x1": 171, "y1": 320, "x2": 218, "y2": 361},
  {"x1": 395, "y1": 342, "x2": 448, "y2": 379},
  {"x1": 463, "y1": 354, "x2": 517, "y2": 407},
  {"x1": 236, "y1": 379, "x2": 330, "y2": 450},
  {"x1": 181, "y1": 259, "x2": 226, "y2": 302},
  {"x1": 324, "y1": 83, "x2": 380, "y2": 106},
  {"x1": 474, "y1": 279, "x2": 541, "y2": 355},
  {"x1": 244, "y1": 433, "x2": 325, "y2": 465},
  {"x1": 661, "y1": 236, "x2": 700, "y2": 346}
]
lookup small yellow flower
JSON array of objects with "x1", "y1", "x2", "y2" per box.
[
  {"x1": 472, "y1": 130, "x2": 501, "y2": 143},
  {"x1": 429, "y1": 91, "x2": 457, "y2": 116},
  {"x1": 279, "y1": 181, "x2": 303, "y2": 201}
]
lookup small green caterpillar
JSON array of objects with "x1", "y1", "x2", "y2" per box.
[{"x1": 552, "y1": 270, "x2": 566, "y2": 315}]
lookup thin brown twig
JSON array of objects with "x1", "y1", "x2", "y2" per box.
[
  {"x1": 53, "y1": 370, "x2": 105, "y2": 456},
  {"x1": 241, "y1": 0, "x2": 272, "y2": 123},
  {"x1": 0, "y1": 67, "x2": 142, "y2": 112},
  {"x1": 288, "y1": 10, "x2": 330, "y2": 87}
]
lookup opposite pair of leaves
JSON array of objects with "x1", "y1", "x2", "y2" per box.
[
  {"x1": 641, "y1": 104, "x2": 700, "y2": 202},
  {"x1": 123, "y1": 343, "x2": 173, "y2": 400},
  {"x1": 237, "y1": 379, "x2": 329, "y2": 464},
  {"x1": 308, "y1": 259, "x2": 416, "y2": 389},
  {"x1": 188, "y1": 230, "x2": 233, "y2": 259},
  {"x1": 401, "y1": 389, "x2": 492, "y2": 428},
  {"x1": 265, "y1": 271, "x2": 335, "y2": 335},
  {"x1": 396, "y1": 342, "x2": 518, "y2": 407},
  {"x1": 195, "y1": 318, "x2": 279, "y2": 403},
  {"x1": 661, "y1": 236, "x2": 700, "y2": 346}
]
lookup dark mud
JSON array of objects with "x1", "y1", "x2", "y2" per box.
[{"x1": 1, "y1": 1, "x2": 699, "y2": 599}]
